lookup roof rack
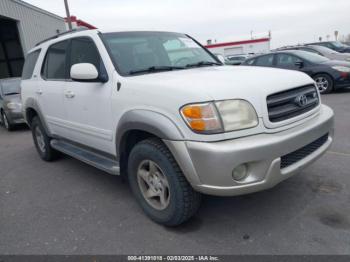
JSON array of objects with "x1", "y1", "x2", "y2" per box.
[{"x1": 35, "y1": 27, "x2": 90, "y2": 46}]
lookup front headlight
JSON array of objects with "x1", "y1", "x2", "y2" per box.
[
  {"x1": 332, "y1": 66, "x2": 350, "y2": 73},
  {"x1": 180, "y1": 99, "x2": 258, "y2": 134},
  {"x1": 6, "y1": 102, "x2": 22, "y2": 110}
]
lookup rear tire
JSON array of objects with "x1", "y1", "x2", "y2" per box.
[
  {"x1": 313, "y1": 74, "x2": 334, "y2": 94},
  {"x1": 128, "y1": 138, "x2": 201, "y2": 226},
  {"x1": 1, "y1": 111, "x2": 13, "y2": 131},
  {"x1": 31, "y1": 116, "x2": 59, "y2": 161}
]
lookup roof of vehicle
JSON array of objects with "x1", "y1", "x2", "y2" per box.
[{"x1": 31, "y1": 29, "x2": 188, "y2": 54}]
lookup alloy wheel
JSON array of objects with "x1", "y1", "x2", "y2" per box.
[
  {"x1": 3, "y1": 113, "x2": 9, "y2": 129},
  {"x1": 35, "y1": 126, "x2": 46, "y2": 153},
  {"x1": 137, "y1": 160, "x2": 170, "y2": 210},
  {"x1": 315, "y1": 76, "x2": 329, "y2": 92}
]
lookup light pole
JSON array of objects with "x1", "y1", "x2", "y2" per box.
[{"x1": 64, "y1": 0, "x2": 72, "y2": 30}]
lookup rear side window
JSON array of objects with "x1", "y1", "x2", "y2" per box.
[
  {"x1": 42, "y1": 40, "x2": 69, "y2": 80},
  {"x1": 22, "y1": 49, "x2": 40, "y2": 80},
  {"x1": 255, "y1": 55, "x2": 274, "y2": 66},
  {"x1": 69, "y1": 37, "x2": 105, "y2": 75}
]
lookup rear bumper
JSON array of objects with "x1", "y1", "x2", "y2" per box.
[{"x1": 165, "y1": 105, "x2": 334, "y2": 196}]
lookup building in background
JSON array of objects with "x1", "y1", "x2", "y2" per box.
[
  {"x1": 0, "y1": 0, "x2": 66, "y2": 79},
  {"x1": 205, "y1": 37, "x2": 271, "y2": 57}
]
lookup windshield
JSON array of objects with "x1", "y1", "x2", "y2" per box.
[
  {"x1": 293, "y1": 51, "x2": 330, "y2": 63},
  {"x1": 310, "y1": 45, "x2": 338, "y2": 55},
  {"x1": 1, "y1": 80, "x2": 21, "y2": 96},
  {"x1": 102, "y1": 32, "x2": 219, "y2": 76},
  {"x1": 332, "y1": 41, "x2": 348, "y2": 48}
]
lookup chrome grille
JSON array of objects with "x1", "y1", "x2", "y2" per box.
[{"x1": 267, "y1": 85, "x2": 319, "y2": 123}]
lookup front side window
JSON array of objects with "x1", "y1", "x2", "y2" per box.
[
  {"x1": 276, "y1": 54, "x2": 301, "y2": 67},
  {"x1": 102, "y1": 32, "x2": 219, "y2": 76},
  {"x1": 42, "y1": 40, "x2": 69, "y2": 80},
  {"x1": 255, "y1": 55, "x2": 274, "y2": 66},
  {"x1": 22, "y1": 49, "x2": 41, "y2": 80},
  {"x1": 69, "y1": 37, "x2": 105, "y2": 74}
]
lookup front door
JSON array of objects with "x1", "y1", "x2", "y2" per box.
[{"x1": 63, "y1": 37, "x2": 114, "y2": 154}]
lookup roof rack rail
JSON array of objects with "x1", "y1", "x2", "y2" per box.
[{"x1": 35, "y1": 27, "x2": 90, "y2": 46}]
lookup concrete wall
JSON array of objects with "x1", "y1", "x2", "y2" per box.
[{"x1": 0, "y1": 0, "x2": 66, "y2": 54}]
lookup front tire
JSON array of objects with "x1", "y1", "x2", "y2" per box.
[
  {"x1": 314, "y1": 74, "x2": 334, "y2": 94},
  {"x1": 31, "y1": 116, "x2": 58, "y2": 161},
  {"x1": 1, "y1": 111, "x2": 13, "y2": 131},
  {"x1": 128, "y1": 138, "x2": 201, "y2": 226}
]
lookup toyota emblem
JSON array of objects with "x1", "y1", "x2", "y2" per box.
[{"x1": 295, "y1": 94, "x2": 308, "y2": 107}]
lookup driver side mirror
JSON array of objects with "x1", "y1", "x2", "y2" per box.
[
  {"x1": 295, "y1": 61, "x2": 304, "y2": 68},
  {"x1": 71, "y1": 63, "x2": 108, "y2": 83}
]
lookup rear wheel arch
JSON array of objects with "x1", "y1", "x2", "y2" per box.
[{"x1": 25, "y1": 107, "x2": 38, "y2": 127}]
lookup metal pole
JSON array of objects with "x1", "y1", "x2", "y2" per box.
[{"x1": 64, "y1": 0, "x2": 72, "y2": 30}]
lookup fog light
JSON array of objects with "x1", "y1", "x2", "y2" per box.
[{"x1": 232, "y1": 164, "x2": 248, "y2": 181}]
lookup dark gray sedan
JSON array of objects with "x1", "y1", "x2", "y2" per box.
[{"x1": 0, "y1": 78, "x2": 24, "y2": 131}]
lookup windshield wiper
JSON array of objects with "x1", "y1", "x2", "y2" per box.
[
  {"x1": 4, "y1": 92, "x2": 20, "y2": 96},
  {"x1": 128, "y1": 66, "x2": 185, "y2": 75},
  {"x1": 185, "y1": 61, "x2": 222, "y2": 68}
]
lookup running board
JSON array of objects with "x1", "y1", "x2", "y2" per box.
[{"x1": 50, "y1": 139, "x2": 120, "y2": 175}]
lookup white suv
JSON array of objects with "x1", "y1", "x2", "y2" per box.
[{"x1": 21, "y1": 29, "x2": 334, "y2": 226}]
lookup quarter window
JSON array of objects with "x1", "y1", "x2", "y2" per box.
[
  {"x1": 42, "y1": 40, "x2": 69, "y2": 80},
  {"x1": 22, "y1": 49, "x2": 40, "y2": 80}
]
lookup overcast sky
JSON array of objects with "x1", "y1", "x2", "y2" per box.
[{"x1": 25, "y1": 0, "x2": 350, "y2": 48}]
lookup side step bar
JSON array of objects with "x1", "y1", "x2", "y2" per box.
[{"x1": 50, "y1": 139, "x2": 120, "y2": 175}]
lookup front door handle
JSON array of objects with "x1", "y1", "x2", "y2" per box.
[
  {"x1": 65, "y1": 91, "x2": 75, "y2": 99},
  {"x1": 36, "y1": 89, "x2": 43, "y2": 95}
]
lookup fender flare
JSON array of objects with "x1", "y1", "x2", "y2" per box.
[
  {"x1": 24, "y1": 98, "x2": 52, "y2": 136},
  {"x1": 116, "y1": 109, "x2": 185, "y2": 154}
]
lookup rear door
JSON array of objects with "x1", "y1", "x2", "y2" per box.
[
  {"x1": 63, "y1": 37, "x2": 114, "y2": 153},
  {"x1": 39, "y1": 40, "x2": 69, "y2": 136}
]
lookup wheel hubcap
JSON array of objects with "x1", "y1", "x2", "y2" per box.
[
  {"x1": 137, "y1": 160, "x2": 170, "y2": 210},
  {"x1": 35, "y1": 127, "x2": 46, "y2": 153},
  {"x1": 315, "y1": 77, "x2": 329, "y2": 92}
]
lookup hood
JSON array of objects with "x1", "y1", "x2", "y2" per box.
[
  {"x1": 328, "y1": 53, "x2": 350, "y2": 62},
  {"x1": 125, "y1": 66, "x2": 314, "y2": 117},
  {"x1": 321, "y1": 60, "x2": 350, "y2": 67},
  {"x1": 4, "y1": 93, "x2": 22, "y2": 104}
]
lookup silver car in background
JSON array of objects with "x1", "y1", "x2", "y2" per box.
[
  {"x1": 0, "y1": 78, "x2": 24, "y2": 131},
  {"x1": 280, "y1": 45, "x2": 350, "y2": 62}
]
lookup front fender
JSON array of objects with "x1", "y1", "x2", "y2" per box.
[{"x1": 116, "y1": 109, "x2": 185, "y2": 151}]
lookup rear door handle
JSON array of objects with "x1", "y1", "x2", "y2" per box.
[
  {"x1": 36, "y1": 89, "x2": 43, "y2": 95},
  {"x1": 65, "y1": 91, "x2": 75, "y2": 99}
]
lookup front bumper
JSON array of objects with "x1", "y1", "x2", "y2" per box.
[
  {"x1": 5, "y1": 110, "x2": 25, "y2": 125},
  {"x1": 165, "y1": 105, "x2": 334, "y2": 196}
]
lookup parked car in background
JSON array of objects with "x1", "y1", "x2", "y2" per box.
[
  {"x1": 306, "y1": 41, "x2": 350, "y2": 53},
  {"x1": 277, "y1": 45, "x2": 350, "y2": 62},
  {"x1": 0, "y1": 78, "x2": 24, "y2": 131},
  {"x1": 225, "y1": 54, "x2": 249, "y2": 65},
  {"x1": 243, "y1": 50, "x2": 350, "y2": 94}
]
